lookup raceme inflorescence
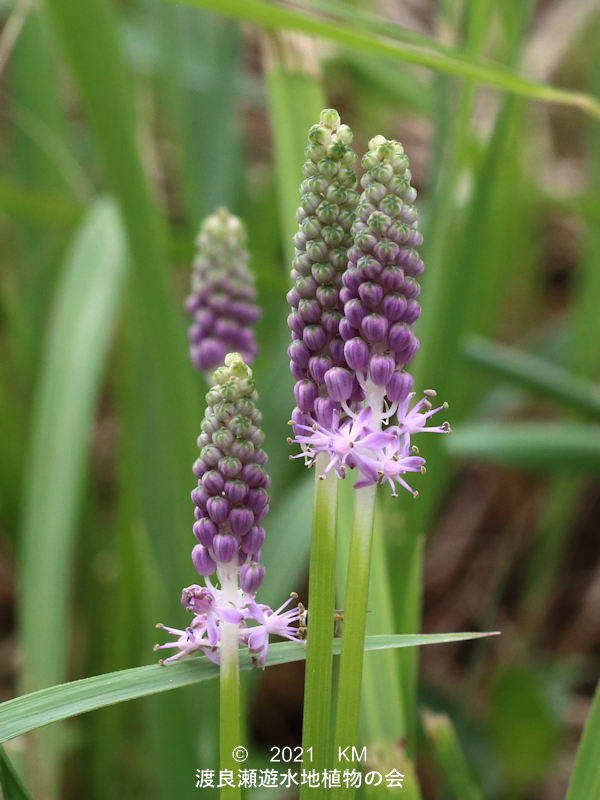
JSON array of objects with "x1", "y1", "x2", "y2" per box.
[
  {"x1": 156, "y1": 354, "x2": 301, "y2": 668},
  {"x1": 288, "y1": 119, "x2": 450, "y2": 496},
  {"x1": 186, "y1": 208, "x2": 260, "y2": 374}
]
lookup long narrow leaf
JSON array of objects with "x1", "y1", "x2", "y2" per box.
[
  {"x1": 464, "y1": 335, "x2": 600, "y2": 417},
  {"x1": 19, "y1": 200, "x2": 126, "y2": 695},
  {"x1": 0, "y1": 633, "x2": 497, "y2": 744},
  {"x1": 17, "y1": 200, "x2": 126, "y2": 789},
  {"x1": 168, "y1": 0, "x2": 600, "y2": 119},
  {"x1": 448, "y1": 423, "x2": 600, "y2": 473},
  {"x1": 0, "y1": 745, "x2": 32, "y2": 800},
  {"x1": 566, "y1": 683, "x2": 600, "y2": 800}
]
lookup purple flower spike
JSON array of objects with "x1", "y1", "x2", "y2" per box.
[
  {"x1": 185, "y1": 208, "x2": 260, "y2": 376},
  {"x1": 156, "y1": 353, "x2": 303, "y2": 668},
  {"x1": 289, "y1": 124, "x2": 450, "y2": 498}
]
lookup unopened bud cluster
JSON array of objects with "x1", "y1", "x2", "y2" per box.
[
  {"x1": 192, "y1": 353, "x2": 269, "y2": 591},
  {"x1": 287, "y1": 109, "x2": 360, "y2": 427},
  {"x1": 186, "y1": 208, "x2": 260, "y2": 374}
]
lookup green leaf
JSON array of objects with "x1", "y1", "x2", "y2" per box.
[
  {"x1": 464, "y1": 335, "x2": 600, "y2": 417},
  {"x1": 566, "y1": 683, "x2": 600, "y2": 800},
  {"x1": 19, "y1": 200, "x2": 126, "y2": 695},
  {"x1": 167, "y1": 0, "x2": 600, "y2": 119},
  {"x1": 0, "y1": 745, "x2": 32, "y2": 800},
  {"x1": 0, "y1": 633, "x2": 496, "y2": 744},
  {"x1": 448, "y1": 423, "x2": 600, "y2": 473},
  {"x1": 263, "y1": 31, "x2": 326, "y2": 261}
]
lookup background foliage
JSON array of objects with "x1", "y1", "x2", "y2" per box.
[{"x1": 0, "y1": 0, "x2": 598, "y2": 798}]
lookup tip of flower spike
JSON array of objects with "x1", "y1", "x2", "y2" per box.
[
  {"x1": 424, "y1": 389, "x2": 437, "y2": 398},
  {"x1": 320, "y1": 108, "x2": 341, "y2": 130},
  {"x1": 443, "y1": 401, "x2": 449, "y2": 409}
]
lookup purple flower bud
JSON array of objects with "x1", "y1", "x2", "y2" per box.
[
  {"x1": 193, "y1": 517, "x2": 217, "y2": 548},
  {"x1": 388, "y1": 323, "x2": 413, "y2": 352},
  {"x1": 358, "y1": 282, "x2": 383, "y2": 309},
  {"x1": 290, "y1": 361, "x2": 306, "y2": 380},
  {"x1": 224, "y1": 480, "x2": 248, "y2": 505},
  {"x1": 191, "y1": 544, "x2": 216, "y2": 576},
  {"x1": 314, "y1": 396, "x2": 335, "y2": 427},
  {"x1": 206, "y1": 495, "x2": 230, "y2": 524},
  {"x1": 288, "y1": 340, "x2": 311, "y2": 368},
  {"x1": 387, "y1": 370, "x2": 414, "y2": 403},
  {"x1": 240, "y1": 563, "x2": 265, "y2": 594},
  {"x1": 369, "y1": 354, "x2": 395, "y2": 386},
  {"x1": 380, "y1": 266, "x2": 404, "y2": 292},
  {"x1": 307, "y1": 355, "x2": 332, "y2": 384},
  {"x1": 192, "y1": 458, "x2": 207, "y2": 478},
  {"x1": 229, "y1": 506, "x2": 254, "y2": 536},
  {"x1": 191, "y1": 486, "x2": 208, "y2": 511},
  {"x1": 241, "y1": 526, "x2": 266, "y2": 554},
  {"x1": 242, "y1": 463, "x2": 267, "y2": 488},
  {"x1": 344, "y1": 337, "x2": 369, "y2": 371},
  {"x1": 247, "y1": 488, "x2": 269, "y2": 513},
  {"x1": 202, "y1": 470, "x2": 224, "y2": 496},
  {"x1": 329, "y1": 336, "x2": 345, "y2": 363},
  {"x1": 324, "y1": 367, "x2": 354, "y2": 401},
  {"x1": 212, "y1": 534, "x2": 238, "y2": 563},
  {"x1": 299, "y1": 298, "x2": 322, "y2": 323},
  {"x1": 190, "y1": 339, "x2": 226, "y2": 372},
  {"x1": 339, "y1": 318, "x2": 358, "y2": 341},
  {"x1": 322, "y1": 310, "x2": 341, "y2": 335},
  {"x1": 218, "y1": 456, "x2": 242, "y2": 479},
  {"x1": 344, "y1": 298, "x2": 367, "y2": 328},
  {"x1": 404, "y1": 300, "x2": 421, "y2": 325},
  {"x1": 395, "y1": 335, "x2": 420, "y2": 364},
  {"x1": 360, "y1": 313, "x2": 388, "y2": 343},
  {"x1": 303, "y1": 324, "x2": 327, "y2": 352},
  {"x1": 254, "y1": 505, "x2": 269, "y2": 525},
  {"x1": 382, "y1": 293, "x2": 407, "y2": 322},
  {"x1": 294, "y1": 378, "x2": 318, "y2": 411},
  {"x1": 287, "y1": 311, "x2": 304, "y2": 336}
]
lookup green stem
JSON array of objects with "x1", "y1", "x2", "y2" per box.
[
  {"x1": 219, "y1": 567, "x2": 241, "y2": 800},
  {"x1": 301, "y1": 452, "x2": 338, "y2": 794},
  {"x1": 332, "y1": 482, "x2": 377, "y2": 800}
]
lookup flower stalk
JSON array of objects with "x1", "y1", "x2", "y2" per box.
[{"x1": 300, "y1": 453, "x2": 339, "y2": 787}]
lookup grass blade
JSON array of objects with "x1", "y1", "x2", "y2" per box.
[
  {"x1": 17, "y1": 200, "x2": 126, "y2": 789},
  {"x1": 566, "y1": 683, "x2": 600, "y2": 800},
  {"x1": 448, "y1": 422, "x2": 600, "y2": 473},
  {"x1": 464, "y1": 335, "x2": 600, "y2": 417},
  {"x1": 168, "y1": 0, "x2": 600, "y2": 119},
  {"x1": 19, "y1": 200, "x2": 126, "y2": 693},
  {"x1": 0, "y1": 745, "x2": 32, "y2": 800},
  {"x1": 262, "y1": 31, "x2": 326, "y2": 260},
  {"x1": 0, "y1": 633, "x2": 497, "y2": 744}
]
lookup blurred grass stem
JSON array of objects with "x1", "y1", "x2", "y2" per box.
[
  {"x1": 332, "y1": 481, "x2": 377, "y2": 799},
  {"x1": 301, "y1": 452, "x2": 338, "y2": 790}
]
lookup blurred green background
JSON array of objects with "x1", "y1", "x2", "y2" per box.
[{"x1": 0, "y1": 0, "x2": 599, "y2": 798}]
